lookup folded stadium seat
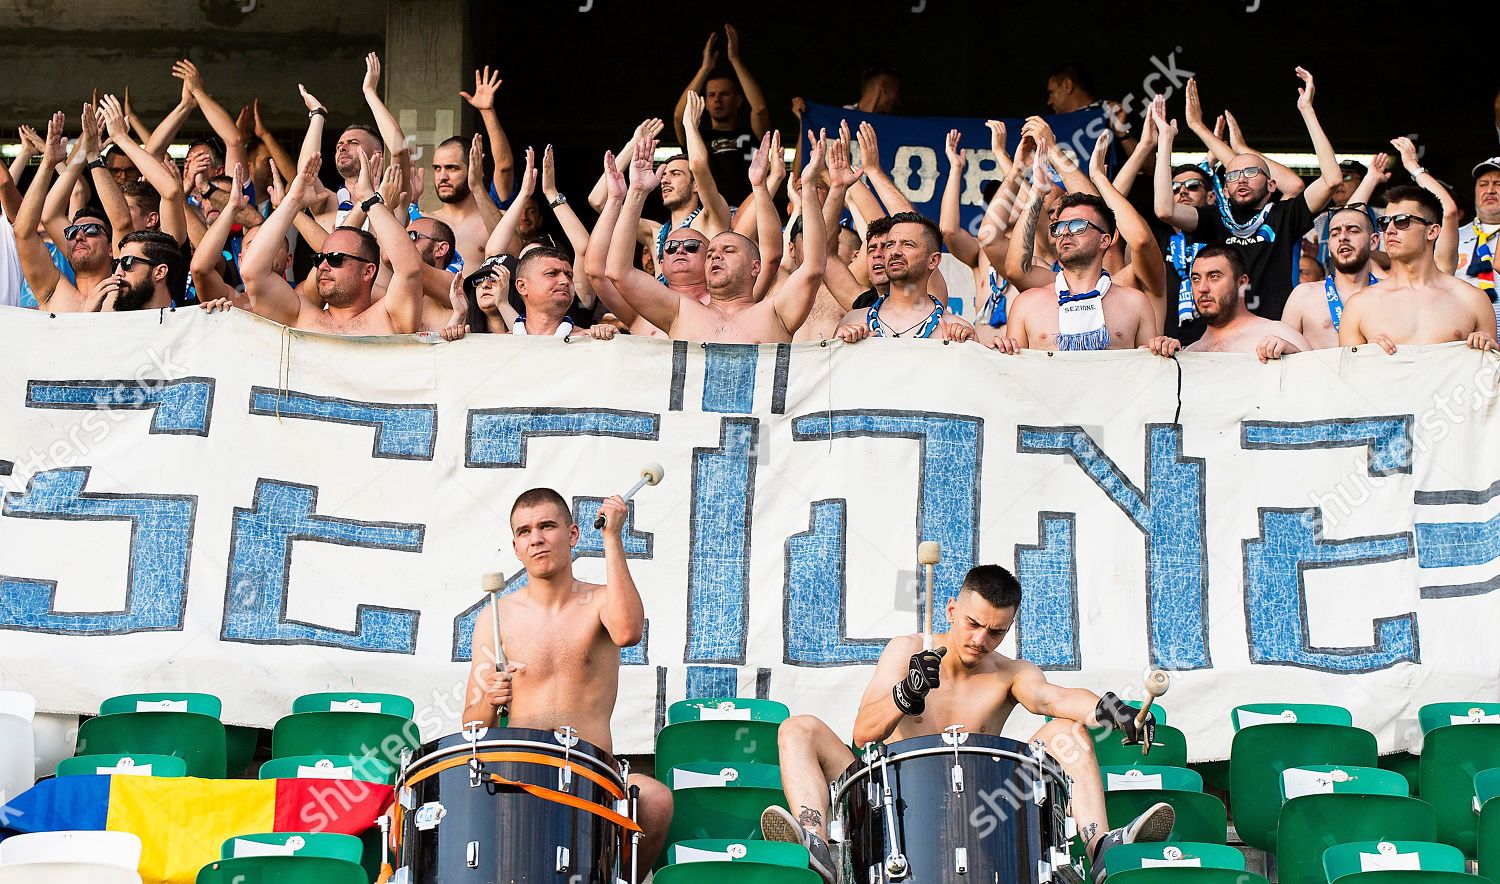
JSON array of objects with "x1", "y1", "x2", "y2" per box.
[
  {"x1": 1419, "y1": 723, "x2": 1500, "y2": 857},
  {"x1": 220, "y1": 832, "x2": 363, "y2": 862},
  {"x1": 667, "y1": 698, "x2": 790, "y2": 725},
  {"x1": 659, "y1": 838, "x2": 820, "y2": 884},
  {"x1": 663, "y1": 761, "x2": 789, "y2": 849},
  {"x1": 55, "y1": 753, "x2": 187, "y2": 778},
  {"x1": 76, "y1": 711, "x2": 226, "y2": 778},
  {"x1": 1102, "y1": 765, "x2": 1228, "y2": 844},
  {"x1": 0, "y1": 864, "x2": 143, "y2": 883},
  {"x1": 1104, "y1": 867, "x2": 1271, "y2": 884},
  {"x1": 0, "y1": 830, "x2": 143, "y2": 868},
  {"x1": 1089, "y1": 704, "x2": 1190, "y2": 768},
  {"x1": 1325, "y1": 872, "x2": 1495, "y2": 884},
  {"x1": 271, "y1": 692, "x2": 418, "y2": 762},
  {"x1": 0, "y1": 710, "x2": 36, "y2": 801},
  {"x1": 1103, "y1": 842, "x2": 1247, "y2": 875},
  {"x1": 1323, "y1": 840, "x2": 1467, "y2": 881},
  {"x1": 99, "y1": 692, "x2": 223, "y2": 718},
  {"x1": 257, "y1": 753, "x2": 394, "y2": 785},
  {"x1": 196, "y1": 856, "x2": 366, "y2": 884},
  {"x1": 1274, "y1": 765, "x2": 1436, "y2": 884},
  {"x1": 1417, "y1": 703, "x2": 1500, "y2": 736},
  {"x1": 1228, "y1": 708, "x2": 1376, "y2": 853},
  {"x1": 1380, "y1": 753, "x2": 1423, "y2": 799},
  {"x1": 1478, "y1": 768, "x2": 1500, "y2": 877},
  {"x1": 224, "y1": 726, "x2": 260, "y2": 778}
]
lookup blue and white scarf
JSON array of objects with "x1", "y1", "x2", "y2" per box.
[
  {"x1": 1055, "y1": 270, "x2": 1112, "y2": 351},
  {"x1": 982, "y1": 268, "x2": 1010, "y2": 329},
  {"x1": 1323, "y1": 272, "x2": 1377, "y2": 331},
  {"x1": 1168, "y1": 231, "x2": 1203, "y2": 324},
  {"x1": 866, "y1": 293, "x2": 944, "y2": 339}
]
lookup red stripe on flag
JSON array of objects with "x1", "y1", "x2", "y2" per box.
[{"x1": 273, "y1": 778, "x2": 393, "y2": 835}]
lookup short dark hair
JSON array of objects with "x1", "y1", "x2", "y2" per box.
[
  {"x1": 437, "y1": 135, "x2": 467, "y2": 154},
  {"x1": 788, "y1": 215, "x2": 804, "y2": 242},
  {"x1": 72, "y1": 206, "x2": 111, "y2": 233},
  {"x1": 866, "y1": 214, "x2": 897, "y2": 240},
  {"x1": 656, "y1": 153, "x2": 689, "y2": 170},
  {"x1": 515, "y1": 245, "x2": 571, "y2": 282},
  {"x1": 1192, "y1": 243, "x2": 1246, "y2": 279},
  {"x1": 420, "y1": 217, "x2": 456, "y2": 255},
  {"x1": 1330, "y1": 204, "x2": 1375, "y2": 232},
  {"x1": 332, "y1": 225, "x2": 380, "y2": 263},
  {"x1": 121, "y1": 180, "x2": 160, "y2": 209},
  {"x1": 860, "y1": 63, "x2": 901, "y2": 89},
  {"x1": 120, "y1": 230, "x2": 186, "y2": 300},
  {"x1": 1171, "y1": 164, "x2": 1212, "y2": 184},
  {"x1": 1382, "y1": 185, "x2": 1443, "y2": 226},
  {"x1": 961, "y1": 565, "x2": 1022, "y2": 610},
  {"x1": 188, "y1": 136, "x2": 225, "y2": 167},
  {"x1": 705, "y1": 70, "x2": 741, "y2": 91},
  {"x1": 511, "y1": 487, "x2": 571, "y2": 525},
  {"x1": 1056, "y1": 191, "x2": 1116, "y2": 235},
  {"x1": 1046, "y1": 63, "x2": 1097, "y2": 99},
  {"x1": 838, "y1": 220, "x2": 862, "y2": 249},
  {"x1": 885, "y1": 211, "x2": 942, "y2": 252},
  {"x1": 343, "y1": 123, "x2": 385, "y2": 152}
]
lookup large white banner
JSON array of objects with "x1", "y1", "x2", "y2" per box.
[{"x1": 0, "y1": 308, "x2": 1496, "y2": 759}]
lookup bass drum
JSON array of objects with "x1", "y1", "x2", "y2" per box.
[
  {"x1": 833, "y1": 731, "x2": 1074, "y2": 884},
  {"x1": 394, "y1": 726, "x2": 627, "y2": 883}
]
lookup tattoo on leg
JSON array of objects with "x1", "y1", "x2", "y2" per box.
[
  {"x1": 798, "y1": 806, "x2": 824, "y2": 830},
  {"x1": 1081, "y1": 822, "x2": 1099, "y2": 843}
]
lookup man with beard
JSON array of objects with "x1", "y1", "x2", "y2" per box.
[
  {"x1": 92, "y1": 230, "x2": 186, "y2": 312},
  {"x1": 606, "y1": 134, "x2": 825, "y2": 343},
  {"x1": 424, "y1": 134, "x2": 501, "y2": 271},
  {"x1": 1282, "y1": 206, "x2": 1381, "y2": 349},
  {"x1": 1340, "y1": 187, "x2": 1499, "y2": 353},
  {"x1": 990, "y1": 192, "x2": 1156, "y2": 352},
  {"x1": 1152, "y1": 68, "x2": 1342, "y2": 322},
  {"x1": 302, "y1": 55, "x2": 412, "y2": 232},
  {"x1": 1151, "y1": 142, "x2": 1217, "y2": 345},
  {"x1": 1147, "y1": 245, "x2": 1309, "y2": 362},
  {"x1": 1455, "y1": 156, "x2": 1500, "y2": 334},
  {"x1": 241, "y1": 151, "x2": 423, "y2": 335},
  {"x1": 833, "y1": 213, "x2": 973, "y2": 342},
  {"x1": 14, "y1": 113, "x2": 115, "y2": 312}
]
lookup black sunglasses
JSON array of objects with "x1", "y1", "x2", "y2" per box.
[
  {"x1": 1375, "y1": 213, "x2": 1434, "y2": 231},
  {"x1": 64, "y1": 223, "x2": 106, "y2": 242},
  {"x1": 312, "y1": 251, "x2": 374, "y2": 268},
  {"x1": 1171, "y1": 180, "x2": 1206, "y2": 194},
  {"x1": 1049, "y1": 218, "x2": 1108, "y2": 238},
  {"x1": 663, "y1": 239, "x2": 704, "y2": 255},
  {"x1": 111, "y1": 255, "x2": 162, "y2": 273},
  {"x1": 408, "y1": 230, "x2": 439, "y2": 243}
]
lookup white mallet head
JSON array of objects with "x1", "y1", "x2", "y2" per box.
[
  {"x1": 1143, "y1": 669, "x2": 1171, "y2": 698},
  {"x1": 482, "y1": 572, "x2": 505, "y2": 593},
  {"x1": 917, "y1": 540, "x2": 942, "y2": 566},
  {"x1": 641, "y1": 462, "x2": 665, "y2": 486}
]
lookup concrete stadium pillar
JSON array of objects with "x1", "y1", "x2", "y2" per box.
[{"x1": 385, "y1": 0, "x2": 470, "y2": 213}]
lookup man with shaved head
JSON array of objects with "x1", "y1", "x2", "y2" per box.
[{"x1": 606, "y1": 135, "x2": 825, "y2": 342}]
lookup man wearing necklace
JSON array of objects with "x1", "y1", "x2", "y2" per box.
[
  {"x1": 833, "y1": 212, "x2": 974, "y2": 343},
  {"x1": 1281, "y1": 205, "x2": 1381, "y2": 349},
  {"x1": 988, "y1": 192, "x2": 1156, "y2": 352},
  {"x1": 1152, "y1": 68, "x2": 1342, "y2": 323},
  {"x1": 1147, "y1": 245, "x2": 1309, "y2": 362}
]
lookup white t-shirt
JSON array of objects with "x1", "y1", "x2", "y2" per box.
[
  {"x1": 1454, "y1": 220, "x2": 1500, "y2": 287},
  {"x1": 0, "y1": 214, "x2": 24, "y2": 308}
]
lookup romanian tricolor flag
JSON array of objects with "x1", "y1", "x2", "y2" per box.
[{"x1": 1, "y1": 775, "x2": 390, "y2": 882}]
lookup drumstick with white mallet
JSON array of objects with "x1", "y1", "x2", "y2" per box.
[
  {"x1": 1135, "y1": 669, "x2": 1171, "y2": 756},
  {"x1": 594, "y1": 462, "x2": 665, "y2": 529},
  {"x1": 481, "y1": 572, "x2": 510, "y2": 719},
  {"x1": 917, "y1": 541, "x2": 945, "y2": 657}
]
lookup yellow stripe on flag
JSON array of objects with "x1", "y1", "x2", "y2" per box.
[{"x1": 105, "y1": 775, "x2": 276, "y2": 884}]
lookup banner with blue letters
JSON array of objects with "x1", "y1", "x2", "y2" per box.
[{"x1": 0, "y1": 308, "x2": 1496, "y2": 759}]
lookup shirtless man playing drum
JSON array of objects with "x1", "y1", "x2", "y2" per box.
[
  {"x1": 763, "y1": 565, "x2": 1173, "y2": 883},
  {"x1": 462, "y1": 487, "x2": 674, "y2": 866}
]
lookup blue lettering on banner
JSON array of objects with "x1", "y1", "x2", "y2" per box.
[
  {"x1": 465, "y1": 407, "x2": 659, "y2": 468},
  {"x1": 1015, "y1": 512, "x2": 1081, "y2": 670},
  {"x1": 1242, "y1": 417, "x2": 1414, "y2": 476},
  {"x1": 223, "y1": 479, "x2": 423, "y2": 652},
  {"x1": 1018, "y1": 424, "x2": 1209, "y2": 669},
  {"x1": 1413, "y1": 480, "x2": 1500, "y2": 599},
  {"x1": 1243, "y1": 508, "x2": 1416, "y2": 672},
  {"x1": 686, "y1": 665, "x2": 738, "y2": 699},
  {"x1": 684, "y1": 417, "x2": 759, "y2": 665},
  {"x1": 0, "y1": 467, "x2": 196, "y2": 634},
  {"x1": 247, "y1": 386, "x2": 437, "y2": 460},
  {"x1": 27, "y1": 377, "x2": 215, "y2": 435},
  {"x1": 702, "y1": 344, "x2": 759, "y2": 414},
  {"x1": 792, "y1": 410, "x2": 982, "y2": 634},
  {"x1": 784, "y1": 499, "x2": 886, "y2": 665}
]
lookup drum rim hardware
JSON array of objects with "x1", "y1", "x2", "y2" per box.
[
  {"x1": 399, "y1": 734, "x2": 623, "y2": 788},
  {"x1": 945, "y1": 724, "x2": 968, "y2": 794},
  {"x1": 876, "y1": 750, "x2": 908, "y2": 879},
  {"x1": 555, "y1": 725, "x2": 579, "y2": 792}
]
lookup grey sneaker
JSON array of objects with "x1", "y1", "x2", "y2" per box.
[
  {"x1": 760, "y1": 805, "x2": 836, "y2": 883},
  {"x1": 1089, "y1": 801, "x2": 1175, "y2": 883}
]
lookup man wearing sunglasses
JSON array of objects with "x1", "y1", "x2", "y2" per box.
[
  {"x1": 990, "y1": 192, "x2": 1156, "y2": 352},
  {"x1": 92, "y1": 230, "x2": 186, "y2": 312},
  {"x1": 1158, "y1": 165, "x2": 1216, "y2": 345},
  {"x1": 1146, "y1": 245, "x2": 1309, "y2": 362},
  {"x1": 1281, "y1": 205, "x2": 1381, "y2": 349},
  {"x1": 1339, "y1": 186, "x2": 1499, "y2": 353},
  {"x1": 241, "y1": 151, "x2": 423, "y2": 336}
]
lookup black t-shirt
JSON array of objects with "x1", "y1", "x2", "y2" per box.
[
  {"x1": 1156, "y1": 229, "x2": 1205, "y2": 346},
  {"x1": 703, "y1": 123, "x2": 758, "y2": 208},
  {"x1": 852, "y1": 288, "x2": 878, "y2": 310},
  {"x1": 1189, "y1": 197, "x2": 1315, "y2": 321}
]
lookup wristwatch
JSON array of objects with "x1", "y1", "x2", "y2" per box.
[
  {"x1": 309, "y1": 107, "x2": 328, "y2": 119},
  {"x1": 360, "y1": 192, "x2": 384, "y2": 213},
  {"x1": 84, "y1": 158, "x2": 105, "y2": 172},
  {"x1": 549, "y1": 193, "x2": 568, "y2": 208}
]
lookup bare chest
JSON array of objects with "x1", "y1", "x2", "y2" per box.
[{"x1": 677, "y1": 303, "x2": 789, "y2": 343}]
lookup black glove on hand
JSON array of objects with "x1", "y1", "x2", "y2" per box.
[
  {"x1": 1095, "y1": 691, "x2": 1154, "y2": 745},
  {"x1": 892, "y1": 647, "x2": 946, "y2": 715}
]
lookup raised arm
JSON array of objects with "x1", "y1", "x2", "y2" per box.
[
  {"x1": 15, "y1": 113, "x2": 68, "y2": 305},
  {"x1": 1112, "y1": 111, "x2": 1157, "y2": 199},
  {"x1": 770, "y1": 132, "x2": 827, "y2": 334},
  {"x1": 9, "y1": 126, "x2": 42, "y2": 186},
  {"x1": 682, "y1": 92, "x2": 732, "y2": 235},
  {"x1": 821, "y1": 136, "x2": 870, "y2": 310},
  {"x1": 586, "y1": 152, "x2": 642, "y2": 326},
  {"x1": 361, "y1": 53, "x2": 413, "y2": 183},
  {"x1": 460, "y1": 66, "x2": 515, "y2": 202},
  {"x1": 856, "y1": 121, "x2": 915, "y2": 214},
  {"x1": 595, "y1": 496, "x2": 646, "y2": 648},
  {"x1": 242, "y1": 153, "x2": 319, "y2": 325},
  {"x1": 291, "y1": 85, "x2": 336, "y2": 214},
  {"x1": 1004, "y1": 147, "x2": 1061, "y2": 290},
  {"x1": 171, "y1": 59, "x2": 247, "y2": 175},
  {"x1": 0, "y1": 152, "x2": 19, "y2": 222},
  {"x1": 483, "y1": 146, "x2": 535, "y2": 259},
  {"x1": 190, "y1": 163, "x2": 250, "y2": 307},
  {"x1": 100, "y1": 94, "x2": 186, "y2": 244},
  {"x1": 604, "y1": 138, "x2": 685, "y2": 332},
  {"x1": 251, "y1": 99, "x2": 296, "y2": 190},
  {"x1": 1222, "y1": 109, "x2": 1304, "y2": 199},
  {"x1": 43, "y1": 105, "x2": 97, "y2": 249},
  {"x1": 468, "y1": 133, "x2": 501, "y2": 232},
  {"x1": 539, "y1": 144, "x2": 593, "y2": 307},
  {"x1": 724, "y1": 24, "x2": 771, "y2": 137},
  {"x1": 358, "y1": 156, "x2": 422, "y2": 334},
  {"x1": 1152, "y1": 96, "x2": 1199, "y2": 232},
  {"x1": 1091, "y1": 133, "x2": 1166, "y2": 322},
  {"x1": 143, "y1": 75, "x2": 198, "y2": 161},
  {"x1": 1182, "y1": 78, "x2": 1238, "y2": 169},
  {"x1": 1294, "y1": 67, "x2": 1342, "y2": 214},
  {"x1": 673, "y1": 32, "x2": 720, "y2": 146},
  {"x1": 587, "y1": 118, "x2": 662, "y2": 211},
  {"x1": 1030, "y1": 116, "x2": 1095, "y2": 196},
  {"x1": 266, "y1": 157, "x2": 329, "y2": 252},
  {"x1": 1385, "y1": 138, "x2": 1459, "y2": 272},
  {"x1": 940, "y1": 128, "x2": 980, "y2": 267}
]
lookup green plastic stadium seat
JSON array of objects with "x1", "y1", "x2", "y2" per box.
[
  {"x1": 655, "y1": 865, "x2": 820, "y2": 884},
  {"x1": 1102, "y1": 764, "x2": 1203, "y2": 792},
  {"x1": 1108, "y1": 867, "x2": 1271, "y2": 884},
  {"x1": 225, "y1": 725, "x2": 259, "y2": 777},
  {"x1": 1419, "y1": 724, "x2": 1500, "y2": 856},
  {"x1": 654, "y1": 720, "x2": 780, "y2": 778},
  {"x1": 1478, "y1": 768, "x2": 1500, "y2": 877},
  {"x1": 271, "y1": 710, "x2": 419, "y2": 762},
  {"x1": 1323, "y1": 840, "x2": 1466, "y2": 882},
  {"x1": 1106, "y1": 790, "x2": 1228, "y2": 844},
  {"x1": 668, "y1": 698, "x2": 790, "y2": 725},
  {"x1": 1275, "y1": 794, "x2": 1436, "y2": 884},
  {"x1": 77, "y1": 711, "x2": 227, "y2": 778},
  {"x1": 1418, "y1": 703, "x2": 1500, "y2": 736},
  {"x1": 1095, "y1": 724, "x2": 1189, "y2": 768},
  {"x1": 1231, "y1": 703, "x2": 1353, "y2": 731},
  {"x1": 100, "y1": 692, "x2": 221, "y2": 718},
  {"x1": 1379, "y1": 753, "x2": 1422, "y2": 798},
  {"x1": 1279, "y1": 765, "x2": 1410, "y2": 801},
  {"x1": 664, "y1": 762, "x2": 788, "y2": 850},
  {"x1": 1328, "y1": 872, "x2": 1494, "y2": 884},
  {"x1": 258, "y1": 753, "x2": 394, "y2": 785},
  {"x1": 196, "y1": 856, "x2": 365, "y2": 884},
  {"x1": 291, "y1": 692, "x2": 415, "y2": 720},
  {"x1": 56, "y1": 753, "x2": 187, "y2": 778},
  {"x1": 1103, "y1": 842, "x2": 1245, "y2": 874},
  {"x1": 220, "y1": 832, "x2": 363, "y2": 862},
  {"x1": 666, "y1": 839, "x2": 809, "y2": 867},
  {"x1": 1228, "y1": 722, "x2": 1376, "y2": 853}
]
